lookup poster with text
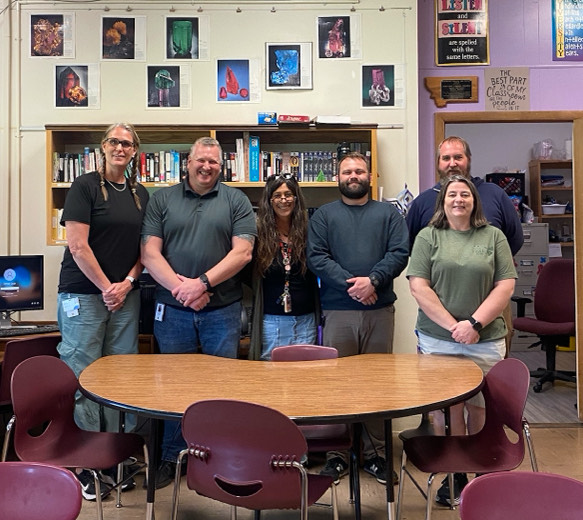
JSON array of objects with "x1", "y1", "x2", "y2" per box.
[
  {"x1": 30, "y1": 13, "x2": 75, "y2": 57},
  {"x1": 436, "y1": 0, "x2": 489, "y2": 66},
  {"x1": 484, "y1": 67, "x2": 529, "y2": 111},
  {"x1": 552, "y1": 0, "x2": 583, "y2": 61}
]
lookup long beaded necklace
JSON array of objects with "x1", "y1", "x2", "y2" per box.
[{"x1": 277, "y1": 240, "x2": 292, "y2": 313}]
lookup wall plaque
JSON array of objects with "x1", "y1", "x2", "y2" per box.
[{"x1": 424, "y1": 76, "x2": 478, "y2": 107}]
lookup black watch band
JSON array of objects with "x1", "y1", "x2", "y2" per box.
[
  {"x1": 468, "y1": 316, "x2": 483, "y2": 332},
  {"x1": 369, "y1": 273, "x2": 380, "y2": 289},
  {"x1": 199, "y1": 273, "x2": 212, "y2": 291}
]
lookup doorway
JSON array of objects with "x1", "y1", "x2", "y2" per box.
[{"x1": 435, "y1": 111, "x2": 582, "y2": 420}]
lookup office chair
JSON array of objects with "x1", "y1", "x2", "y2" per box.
[
  {"x1": 0, "y1": 461, "x2": 82, "y2": 520},
  {"x1": 0, "y1": 335, "x2": 61, "y2": 457},
  {"x1": 396, "y1": 358, "x2": 538, "y2": 520},
  {"x1": 459, "y1": 471, "x2": 583, "y2": 520},
  {"x1": 171, "y1": 398, "x2": 338, "y2": 520},
  {"x1": 512, "y1": 258, "x2": 576, "y2": 393},
  {"x1": 4, "y1": 355, "x2": 147, "y2": 520}
]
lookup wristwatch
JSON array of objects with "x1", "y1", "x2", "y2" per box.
[
  {"x1": 468, "y1": 316, "x2": 483, "y2": 332},
  {"x1": 199, "y1": 273, "x2": 213, "y2": 292},
  {"x1": 125, "y1": 275, "x2": 138, "y2": 289},
  {"x1": 369, "y1": 273, "x2": 381, "y2": 289}
]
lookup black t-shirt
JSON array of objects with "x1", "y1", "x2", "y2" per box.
[
  {"x1": 58, "y1": 172, "x2": 149, "y2": 294},
  {"x1": 262, "y1": 251, "x2": 316, "y2": 316}
]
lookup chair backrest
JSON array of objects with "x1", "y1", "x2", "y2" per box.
[
  {"x1": 0, "y1": 461, "x2": 82, "y2": 520},
  {"x1": 478, "y1": 358, "x2": 530, "y2": 454},
  {"x1": 533, "y1": 258, "x2": 575, "y2": 323},
  {"x1": 271, "y1": 344, "x2": 338, "y2": 361},
  {"x1": 181, "y1": 399, "x2": 308, "y2": 510},
  {"x1": 0, "y1": 335, "x2": 61, "y2": 406},
  {"x1": 459, "y1": 471, "x2": 583, "y2": 520},
  {"x1": 10, "y1": 355, "x2": 79, "y2": 460}
]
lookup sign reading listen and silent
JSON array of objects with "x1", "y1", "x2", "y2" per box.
[{"x1": 435, "y1": 0, "x2": 489, "y2": 66}]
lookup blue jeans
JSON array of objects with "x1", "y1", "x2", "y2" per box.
[
  {"x1": 260, "y1": 312, "x2": 318, "y2": 360},
  {"x1": 154, "y1": 301, "x2": 241, "y2": 462},
  {"x1": 57, "y1": 291, "x2": 140, "y2": 432}
]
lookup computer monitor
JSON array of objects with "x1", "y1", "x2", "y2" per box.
[{"x1": 0, "y1": 255, "x2": 44, "y2": 328}]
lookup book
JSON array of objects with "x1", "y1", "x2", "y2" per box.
[
  {"x1": 278, "y1": 114, "x2": 310, "y2": 124},
  {"x1": 249, "y1": 136, "x2": 260, "y2": 182},
  {"x1": 312, "y1": 115, "x2": 351, "y2": 125}
]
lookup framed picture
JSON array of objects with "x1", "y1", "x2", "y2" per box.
[
  {"x1": 361, "y1": 64, "x2": 406, "y2": 108},
  {"x1": 266, "y1": 42, "x2": 312, "y2": 90},
  {"x1": 166, "y1": 17, "x2": 199, "y2": 59}
]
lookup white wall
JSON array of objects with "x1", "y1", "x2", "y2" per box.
[{"x1": 1, "y1": 0, "x2": 419, "y2": 356}]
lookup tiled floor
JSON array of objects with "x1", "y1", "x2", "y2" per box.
[{"x1": 76, "y1": 425, "x2": 583, "y2": 520}]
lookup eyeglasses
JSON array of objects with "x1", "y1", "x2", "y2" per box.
[
  {"x1": 104, "y1": 137, "x2": 135, "y2": 150},
  {"x1": 267, "y1": 172, "x2": 297, "y2": 181},
  {"x1": 271, "y1": 193, "x2": 297, "y2": 202}
]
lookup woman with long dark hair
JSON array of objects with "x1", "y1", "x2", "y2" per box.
[{"x1": 248, "y1": 173, "x2": 318, "y2": 360}]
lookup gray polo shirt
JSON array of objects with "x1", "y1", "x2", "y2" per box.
[{"x1": 142, "y1": 177, "x2": 257, "y2": 308}]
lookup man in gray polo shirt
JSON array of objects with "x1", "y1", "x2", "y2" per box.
[{"x1": 141, "y1": 136, "x2": 256, "y2": 488}]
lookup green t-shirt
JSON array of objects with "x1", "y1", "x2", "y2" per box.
[{"x1": 407, "y1": 225, "x2": 517, "y2": 342}]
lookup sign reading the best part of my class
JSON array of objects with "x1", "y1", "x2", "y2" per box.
[{"x1": 435, "y1": 0, "x2": 489, "y2": 66}]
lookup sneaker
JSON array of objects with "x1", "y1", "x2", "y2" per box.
[
  {"x1": 76, "y1": 469, "x2": 110, "y2": 501},
  {"x1": 435, "y1": 473, "x2": 469, "y2": 506},
  {"x1": 363, "y1": 456, "x2": 398, "y2": 485},
  {"x1": 99, "y1": 465, "x2": 136, "y2": 491},
  {"x1": 152, "y1": 460, "x2": 187, "y2": 490},
  {"x1": 319, "y1": 456, "x2": 349, "y2": 484}
]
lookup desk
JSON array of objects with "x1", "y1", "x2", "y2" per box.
[{"x1": 79, "y1": 353, "x2": 483, "y2": 520}]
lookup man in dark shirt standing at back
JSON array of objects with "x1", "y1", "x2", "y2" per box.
[{"x1": 406, "y1": 135, "x2": 523, "y2": 505}]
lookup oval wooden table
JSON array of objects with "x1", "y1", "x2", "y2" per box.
[{"x1": 80, "y1": 352, "x2": 484, "y2": 520}]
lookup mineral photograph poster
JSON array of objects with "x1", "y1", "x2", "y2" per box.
[
  {"x1": 435, "y1": 0, "x2": 489, "y2": 66},
  {"x1": 553, "y1": 0, "x2": 583, "y2": 61}
]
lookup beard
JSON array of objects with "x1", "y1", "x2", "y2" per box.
[
  {"x1": 438, "y1": 164, "x2": 470, "y2": 182},
  {"x1": 339, "y1": 178, "x2": 370, "y2": 199}
]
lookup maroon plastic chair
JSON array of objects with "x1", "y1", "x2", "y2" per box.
[
  {"x1": 396, "y1": 358, "x2": 539, "y2": 520},
  {"x1": 0, "y1": 461, "x2": 82, "y2": 520},
  {"x1": 459, "y1": 471, "x2": 583, "y2": 520},
  {"x1": 0, "y1": 335, "x2": 61, "y2": 415},
  {"x1": 1, "y1": 335, "x2": 61, "y2": 460},
  {"x1": 513, "y1": 258, "x2": 576, "y2": 392},
  {"x1": 5, "y1": 355, "x2": 147, "y2": 520},
  {"x1": 270, "y1": 345, "x2": 352, "y2": 452},
  {"x1": 171, "y1": 399, "x2": 338, "y2": 520}
]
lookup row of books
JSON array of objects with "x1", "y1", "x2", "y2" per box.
[
  {"x1": 52, "y1": 148, "x2": 100, "y2": 182},
  {"x1": 52, "y1": 139, "x2": 370, "y2": 185}
]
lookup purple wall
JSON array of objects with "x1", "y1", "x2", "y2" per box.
[{"x1": 418, "y1": 0, "x2": 583, "y2": 190}]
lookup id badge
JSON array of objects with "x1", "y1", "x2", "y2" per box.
[{"x1": 62, "y1": 297, "x2": 80, "y2": 318}]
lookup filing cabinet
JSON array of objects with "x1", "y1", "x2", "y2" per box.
[{"x1": 511, "y1": 223, "x2": 549, "y2": 351}]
